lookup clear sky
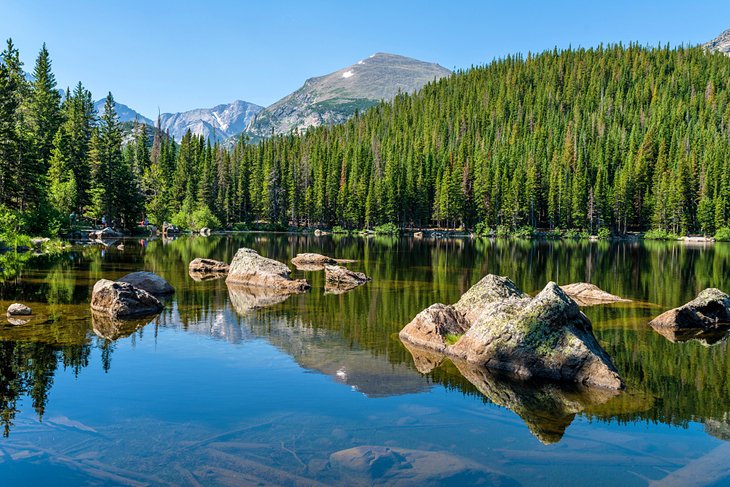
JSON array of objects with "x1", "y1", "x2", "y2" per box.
[{"x1": 2, "y1": 0, "x2": 729, "y2": 118}]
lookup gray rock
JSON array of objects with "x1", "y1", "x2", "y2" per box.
[
  {"x1": 118, "y1": 271, "x2": 175, "y2": 295},
  {"x1": 400, "y1": 275, "x2": 624, "y2": 390},
  {"x1": 7, "y1": 303, "x2": 32, "y2": 316},
  {"x1": 91, "y1": 279, "x2": 163, "y2": 319},
  {"x1": 189, "y1": 257, "x2": 229, "y2": 274},
  {"x1": 649, "y1": 288, "x2": 730, "y2": 330},
  {"x1": 225, "y1": 248, "x2": 310, "y2": 293}
]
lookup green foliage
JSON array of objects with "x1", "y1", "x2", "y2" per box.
[
  {"x1": 597, "y1": 227, "x2": 612, "y2": 240},
  {"x1": 444, "y1": 333, "x2": 462, "y2": 346},
  {"x1": 474, "y1": 222, "x2": 492, "y2": 237},
  {"x1": 331, "y1": 225, "x2": 349, "y2": 234},
  {"x1": 714, "y1": 227, "x2": 730, "y2": 242},
  {"x1": 564, "y1": 228, "x2": 589, "y2": 239},
  {"x1": 171, "y1": 204, "x2": 221, "y2": 232},
  {"x1": 643, "y1": 229, "x2": 681, "y2": 240},
  {"x1": 374, "y1": 223, "x2": 399, "y2": 235}
]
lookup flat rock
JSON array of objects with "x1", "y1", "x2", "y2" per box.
[
  {"x1": 291, "y1": 253, "x2": 355, "y2": 271},
  {"x1": 7, "y1": 303, "x2": 32, "y2": 316},
  {"x1": 324, "y1": 264, "x2": 370, "y2": 292},
  {"x1": 91, "y1": 279, "x2": 164, "y2": 319},
  {"x1": 649, "y1": 288, "x2": 730, "y2": 330},
  {"x1": 225, "y1": 248, "x2": 310, "y2": 293},
  {"x1": 400, "y1": 275, "x2": 624, "y2": 390},
  {"x1": 189, "y1": 257, "x2": 229, "y2": 274},
  {"x1": 560, "y1": 282, "x2": 630, "y2": 306}
]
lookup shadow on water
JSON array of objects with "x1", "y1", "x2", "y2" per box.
[{"x1": 1, "y1": 235, "x2": 730, "y2": 482}]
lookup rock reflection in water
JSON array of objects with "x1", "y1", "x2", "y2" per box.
[
  {"x1": 226, "y1": 284, "x2": 292, "y2": 313},
  {"x1": 91, "y1": 311, "x2": 159, "y2": 341},
  {"x1": 650, "y1": 324, "x2": 730, "y2": 346},
  {"x1": 404, "y1": 343, "x2": 618, "y2": 444}
]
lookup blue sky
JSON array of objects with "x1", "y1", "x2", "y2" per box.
[{"x1": 2, "y1": 0, "x2": 729, "y2": 117}]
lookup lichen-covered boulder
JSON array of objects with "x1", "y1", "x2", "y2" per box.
[
  {"x1": 560, "y1": 282, "x2": 630, "y2": 307},
  {"x1": 649, "y1": 288, "x2": 730, "y2": 330},
  {"x1": 118, "y1": 271, "x2": 174, "y2": 295},
  {"x1": 225, "y1": 248, "x2": 310, "y2": 293},
  {"x1": 7, "y1": 303, "x2": 32, "y2": 316},
  {"x1": 451, "y1": 282, "x2": 623, "y2": 389},
  {"x1": 189, "y1": 258, "x2": 229, "y2": 274},
  {"x1": 400, "y1": 274, "x2": 624, "y2": 390},
  {"x1": 91, "y1": 279, "x2": 163, "y2": 319},
  {"x1": 324, "y1": 264, "x2": 370, "y2": 291}
]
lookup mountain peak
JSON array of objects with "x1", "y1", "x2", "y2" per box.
[
  {"x1": 246, "y1": 52, "x2": 451, "y2": 138},
  {"x1": 704, "y1": 28, "x2": 730, "y2": 54}
]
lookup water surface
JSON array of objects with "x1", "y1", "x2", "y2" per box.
[{"x1": 1, "y1": 235, "x2": 729, "y2": 486}]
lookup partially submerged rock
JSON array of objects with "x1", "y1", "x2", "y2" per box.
[
  {"x1": 291, "y1": 253, "x2": 355, "y2": 271},
  {"x1": 324, "y1": 264, "x2": 370, "y2": 293},
  {"x1": 7, "y1": 303, "x2": 32, "y2": 316},
  {"x1": 649, "y1": 288, "x2": 730, "y2": 330},
  {"x1": 91, "y1": 279, "x2": 164, "y2": 319},
  {"x1": 119, "y1": 271, "x2": 175, "y2": 295},
  {"x1": 189, "y1": 257, "x2": 229, "y2": 274},
  {"x1": 400, "y1": 274, "x2": 624, "y2": 390},
  {"x1": 89, "y1": 227, "x2": 122, "y2": 239},
  {"x1": 225, "y1": 248, "x2": 310, "y2": 293},
  {"x1": 560, "y1": 282, "x2": 631, "y2": 307}
]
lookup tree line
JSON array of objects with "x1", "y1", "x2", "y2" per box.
[{"x1": 2, "y1": 40, "x2": 730, "y2": 236}]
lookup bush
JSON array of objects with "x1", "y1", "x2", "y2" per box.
[
  {"x1": 374, "y1": 223, "x2": 399, "y2": 235},
  {"x1": 513, "y1": 226, "x2": 535, "y2": 239},
  {"x1": 714, "y1": 227, "x2": 730, "y2": 242},
  {"x1": 597, "y1": 227, "x2": 611, "y2": 239},
  {"x1": 564, "y1": 228, "x2": 589, "y2": 239},
  {"x1": 331, "y1": 225, "x2": 349, "y2": 234},
  {"x1": 643, "y1": 229, "x2": 680, "y2": 240},
  {"x1": 474, "y1": 222, "x2": 492, "y2": 237},
  {"x1": 171, "y1": 204, "x2": 221, "y2": 232}
]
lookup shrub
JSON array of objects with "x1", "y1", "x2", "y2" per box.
[
  {"x1": 474, "y1": 222, "x2": 492, "y2": 237},
  {"x1": 597, "y1": 227, "x2": 611, "y2": 240},
  {"x1": 564, "y1": 228, "x2": 589, "y2": 239},
  {"x1": 714, "y1": 227, "x2": 730, "y2": 242},
  {"x1": 643, "y1": 229, "x2": 680, "y2": 240},
  {"x1": 374, "y1": 223, "x2": 399, "y2": 235},
  {"x1": 171, "y1": 204, "x2": 221, "y2": 232},
  {"x1": 331, "y1": 225, "x2": 349, "y2": 234},
  {"x1": 513, "y1": 226, "x2": 535, "y2": 239}
]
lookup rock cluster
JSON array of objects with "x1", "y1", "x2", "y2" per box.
[
  {"x1": 91, "y1": 279, "x2": 164, "y2": 319},
  {"x1": 399, "y1": 274, "x2": 624, "y2": 390}
]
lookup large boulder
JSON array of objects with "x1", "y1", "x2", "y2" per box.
[
  {"x1": 225, "y1": 248, "x2": 310, "y2": 293},
  {"x1": 560, "y1": 282, "x2": 630, "y2": 307},
  {"x1": 324, "y1": 264, "x2": 370, "y2": 293},
  {"x1": 649, "y1": 288, "x2": 730, "y2": 330},
  {"x1": 400, "y1": 275, "x2": 623, "y2": 390},
  {"x1": 7, "y1": 303, "x2": 32, "y2": 316},
  {"x1": 91, "y1": 279, "x2": 163, "y2": 319},
  {"x1": 189, "y1": 258, "x2": 229, "y2": 274},
  {"x1": 118, "y1": 271, "x2": 174, "y2": 295}
]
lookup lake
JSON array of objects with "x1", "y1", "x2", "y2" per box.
[{"x1": 1, "y1": 234, "x2": 729, "y2": 486}]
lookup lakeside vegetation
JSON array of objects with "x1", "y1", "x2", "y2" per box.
[{"x1": 3, "y1": 40, "x2": 730, "y2": 242}]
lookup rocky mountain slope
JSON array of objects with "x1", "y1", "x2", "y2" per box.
[
  {"x1": 704, "y1": 28, "x2": 730, "y2": 54},
  {"x1": 93, "y1": 99, "x2": 154, "y2": 125},
  {"x1": 158, "y1": 100, "x2": 263, "y2": 142},
  {"x1": 245, "y1": 52, "x2": 452, "y2": 138}
]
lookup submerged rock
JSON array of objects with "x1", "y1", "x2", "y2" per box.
[
  {"x1": 91, "y1": 279, "x2": 164, "y2": 319},
  {"x1": 400, "y1": 275, "x2": 624, "y2": 390},
  {"x1": 118, "y1": 271, "x2": 174, "y2": 295},
  {"x1": 226, "y1": 248, "x2": 310, "y2": 292},
  {"x1": 189, "y1": 257, "x2": 229, "y2": 274},
  {"x1": 324, "y1": 264, "x2": 370, "y2": 293},
  {"x1": 328, "y1": 445, "x2": 515, "y2": 486},
  {"x1": 649, "y1": 288, "x2": 730, "y2": 330},
  {"x1": 7, "y1": 303, "x2": 32, "y2": 316},
  {"x1": 560, "y1": 282, "x2": 631, "y2": 307}
]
